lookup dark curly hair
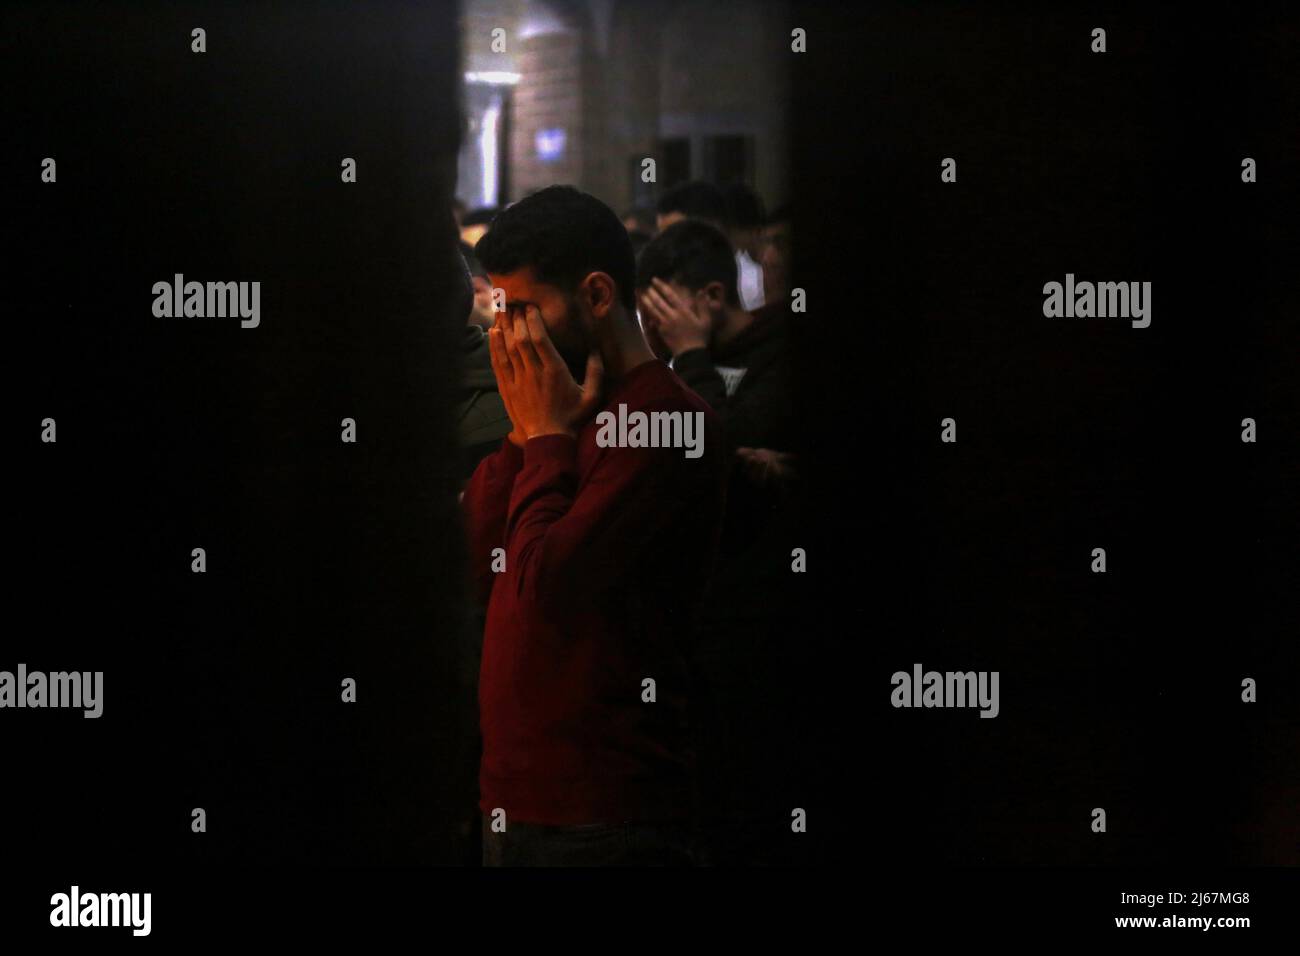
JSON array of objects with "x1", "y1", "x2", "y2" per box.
[
  {"x1": 635, "y1": 219, "x2": 740, "y2": 307},
  {"x1": 474, "y1": 186, "x2": 637, "y2": 311}
]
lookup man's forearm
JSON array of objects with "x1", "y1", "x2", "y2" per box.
[
  {"x1": 671, "y1": 347, "x2": 729, "y2": 411},
  {"x1": 461, "y1": 436, "x2": 525, "y2": 604},
  {"x1": 501, "y1": 422, "x2": 721, "y2": 613}
]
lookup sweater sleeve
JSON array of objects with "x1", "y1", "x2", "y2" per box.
[
  {"x1": 502, "y1": 412, "x2": 722, "y2": 612},
  {"x1": 461, "y1": 435, "x2": 525, "y2": 605}
]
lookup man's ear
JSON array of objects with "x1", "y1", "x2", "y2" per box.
[
  {"x1": 700, "y1": 280, "x2": 728, "y2": 311},
  {"x1": 580, "y1": 271, "x2": 619, "y2": 319}
]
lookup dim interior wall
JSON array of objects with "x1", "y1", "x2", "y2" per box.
[
  {"x1": 510, "y1": 28, "x2": 586, "y2": 197},
  {"x1": 655, "y1": 0, "x2": 791, "y2": 203},
  {"x1": 502, "y1": 0, "x2": 788, "y2": 211}
]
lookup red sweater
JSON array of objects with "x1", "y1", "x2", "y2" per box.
[{"x1": 462, "y1": 358, "x2": 727, "y2": 825}]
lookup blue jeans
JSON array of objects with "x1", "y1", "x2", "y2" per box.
[{"x1": 481, "y1": 815, "x2": 696, "y2": 866}]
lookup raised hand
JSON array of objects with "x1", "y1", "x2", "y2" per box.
[
  {"x1": 490, "y1": 305, "x2": 604, "y2": 441},
  {"x1": 639, "y1": 277, "x2": 711, "y2": 358}
]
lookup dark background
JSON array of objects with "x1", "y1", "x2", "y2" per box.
[
  {"x1": 1, "y1": 0, "x2": 1295, "y2": 930},
  {"x1": 795, "y1": 0, "x2": 1297, "y2": 866},
  {"x1": 8, "y1": 1, "x2": 471, "y2": 866}
]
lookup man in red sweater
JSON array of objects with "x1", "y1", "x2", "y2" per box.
[{"x1": 463, "y1": 186, "x2": 728, "y2": 865}]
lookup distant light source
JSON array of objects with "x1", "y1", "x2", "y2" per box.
[
  {"x1": 480, "y1": 100, "x2": 501, "y2": 206},
  {"x1": 465, "y1": 71, "x2": 521, "y2": 85},
  {"x1": 536, "y1": 127, "x2": 566, "y2": 163}
]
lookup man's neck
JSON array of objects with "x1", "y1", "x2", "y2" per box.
[
  {"x1": 713, "y1": 305, "x2": 754, "y2": 352},
  {"x1": 594, "y1": 313, "x2": 658, "y2": 380}
]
